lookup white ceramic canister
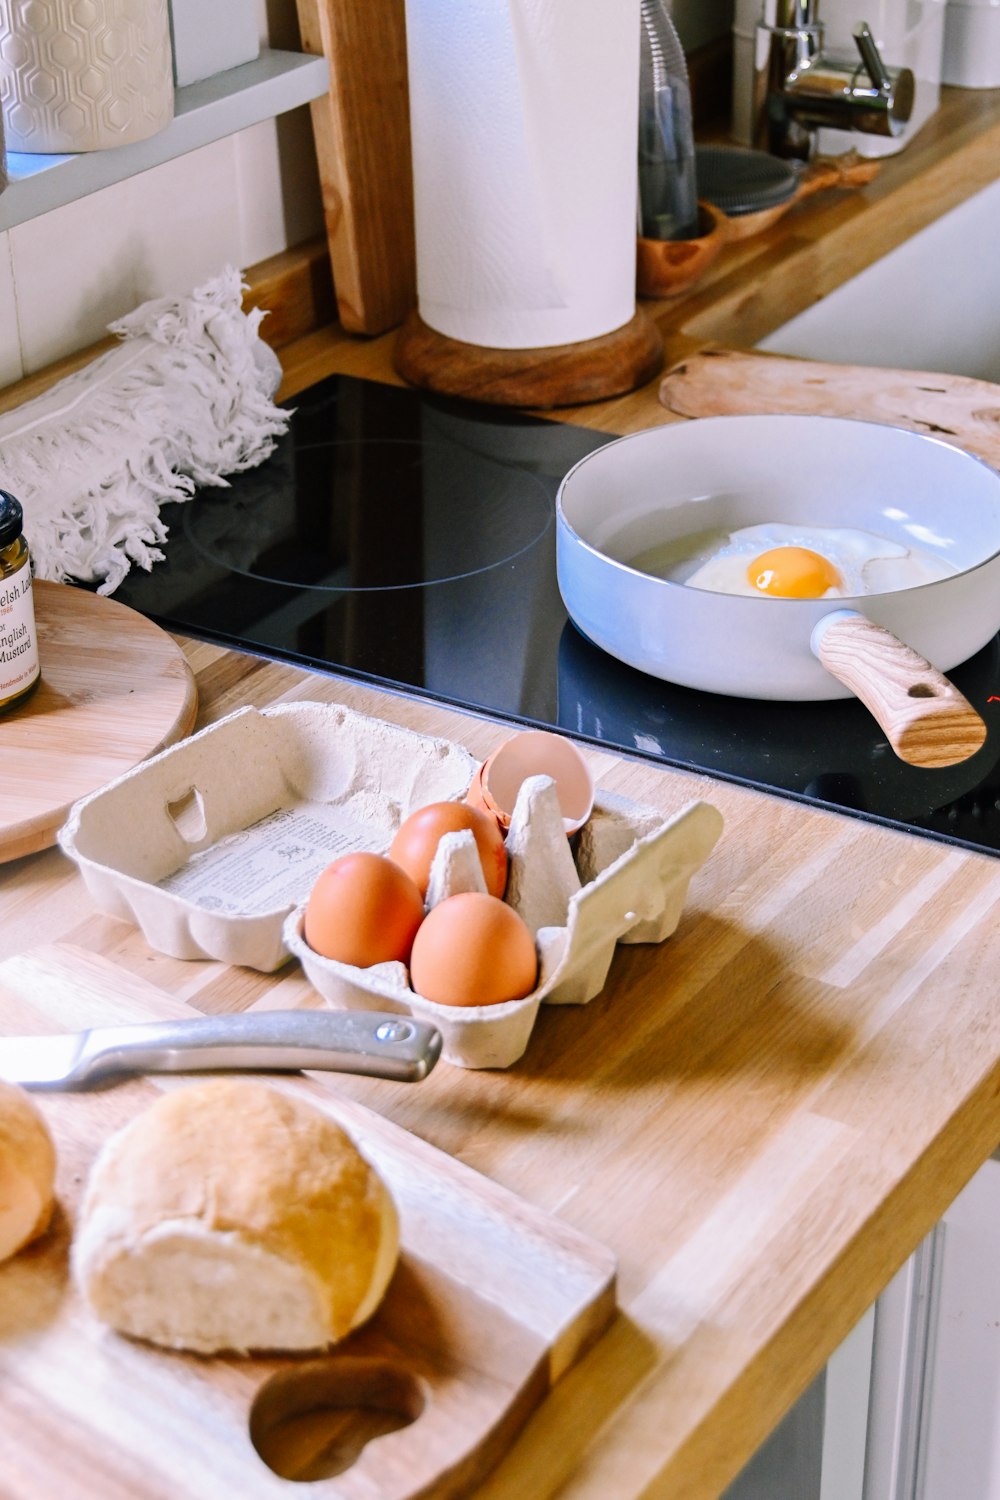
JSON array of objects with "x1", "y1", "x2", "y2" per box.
[
  {"x1": 0, "y1": 0, "x2": 174, "y2": 153},
  {"x1": 942, "y1": 0, "x2": 1000, "y2": 87}
]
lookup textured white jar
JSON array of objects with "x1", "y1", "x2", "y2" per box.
[
  {"x1": 942, "y1": 0, "x2": 1000, "y2": 87},
  {"x1": 0, "y1": 0, "x2": 174, "y2": 153}
]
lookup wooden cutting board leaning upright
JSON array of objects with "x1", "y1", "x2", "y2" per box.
[{"x1": 0, "y1": 945, "x2": 617, "y2": 1500}]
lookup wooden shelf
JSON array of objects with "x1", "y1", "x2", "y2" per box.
[{"x1": 0, "y1": 48, "x2": 330, "y2": 233}]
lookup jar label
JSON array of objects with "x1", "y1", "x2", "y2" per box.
[{"x1": 0, "y1": 568, "x2": 40, "y2": 700}]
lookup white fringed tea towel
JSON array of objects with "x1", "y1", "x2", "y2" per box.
[{"x1": 0, "y1": 267, "x2": 291, "y2": 594}]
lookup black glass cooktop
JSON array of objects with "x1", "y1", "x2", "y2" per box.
[{"x1": 111, "y1": 373, "x2": 1000, "y2": 858}]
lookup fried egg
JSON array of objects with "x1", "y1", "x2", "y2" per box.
[{"x1": 681, "y1": 524, "x2": 957, "y2": 599}]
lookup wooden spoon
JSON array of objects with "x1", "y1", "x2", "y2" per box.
[{"x1": 718, "y1": 152, "x2": 880, "y2": 240}]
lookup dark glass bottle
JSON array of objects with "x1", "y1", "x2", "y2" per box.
[
  {"x1": 638, "y1": 0, "x2": 699, "y2": 240},
  {"x1": 0, "y1": 491, "x2": 41, "y2": 713}
]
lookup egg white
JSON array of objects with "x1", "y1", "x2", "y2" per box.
[{"x1": 683, "y1": 523, "x2": 956, "y2": 599}]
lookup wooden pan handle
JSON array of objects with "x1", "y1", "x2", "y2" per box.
[{"x1": 812, "y1": 611, "x2": 988, "y2": 768}]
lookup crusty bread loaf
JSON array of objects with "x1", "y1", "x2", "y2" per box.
[
  {"x1": 71, "y1": 1078, "x2": 399, "y2": 1355},
  {"x1": 0, "y1": 1080, "x2": 57, "y2": 1262}
]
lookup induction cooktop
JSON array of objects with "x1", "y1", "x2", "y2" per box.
[{"x1": 110, "y1": 373, "x2": 1000, "y2": 858}]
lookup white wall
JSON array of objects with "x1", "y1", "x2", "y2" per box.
[{"x1": 0, "y1": 0, "x2": 323, "y2": 385}]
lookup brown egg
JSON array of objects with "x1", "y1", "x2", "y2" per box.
[
  {"x1": 304, "y1": 852, "x2": 425, "y2": 967},
  {"x1": 389, "y1": 801, "x2": 507, "y2": 899},
  {"x1": 409, "y1": 892, "x2": 538, "y2": 1007}
]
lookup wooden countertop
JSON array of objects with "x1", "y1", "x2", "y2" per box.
[
  {"x1": 3, "y1": 84, "x2": 1000, "y2": 1500},
  {"x1": 4, "y1": 639, "x2": 1000, "y2": 1500}
]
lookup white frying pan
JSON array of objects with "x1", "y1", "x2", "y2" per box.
[{"x1": 556, "y1": 415, "x2": 1000, "y2": 768}]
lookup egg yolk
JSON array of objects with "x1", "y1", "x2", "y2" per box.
[{"x1": 748, "y1": 546, "x2": 843, "y2": 598}]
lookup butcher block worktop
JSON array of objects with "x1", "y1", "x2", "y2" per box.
[
  {"x1": 4, "y1": 643, "x2": 1000, "y2": 1500},
  {"x1": 2, "y1": 84, "x2": 1000, "y2": 1500}
]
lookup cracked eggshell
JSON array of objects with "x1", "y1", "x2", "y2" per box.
[
  {"x1": 468, "y1": 730, "x2": 595, "y2": 835},
  {"x1": 285, "y1": 792, "x2": 724, "y2": 1069}
]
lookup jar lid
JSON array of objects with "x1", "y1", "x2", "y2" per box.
[{"x1": 0, "y1": 491, "x2": 24, "y2": 549}]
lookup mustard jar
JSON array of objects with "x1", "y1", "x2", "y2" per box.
[{"x1": 0, "y1": 490, "x2": 41, "y2": 713}]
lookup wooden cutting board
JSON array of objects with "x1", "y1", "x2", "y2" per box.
[
  {"x1": 294, "y1": 0, "x2": 416, "y2": 337},
  {"x1": 0, "y1": 580, "x2": 197, "y2": 863},
  {"x1": 658, "y1": 347, "x2": 1000, "y2": 469},
  {"x1": 0, "y1": 946, "x2": 617, "y2": 1500}
]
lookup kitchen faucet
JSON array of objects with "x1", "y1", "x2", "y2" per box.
[{"x1": 752, "y1": 0, "x2": 915, "y2": 160}]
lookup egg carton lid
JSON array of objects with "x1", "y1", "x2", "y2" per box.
[{"x1": 57, "y1": 701, "x2": 480, "y2": 973}]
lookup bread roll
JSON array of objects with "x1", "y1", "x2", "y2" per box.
[
  {"x1": 0, "y1": 1080, "x2": 57, "y2": 1262},
  {"x1": 72, "y1": 1078, "x2": 399, "y2": 1355}
]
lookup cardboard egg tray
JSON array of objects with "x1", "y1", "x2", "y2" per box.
[
  {"x1": 58, "y1": 699, "x2": 723, "y2": 1068},
  {"x1": 285, "y1": 771, "x2": 724, "y2": 1070}
]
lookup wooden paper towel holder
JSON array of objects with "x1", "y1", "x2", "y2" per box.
[
  {"x1": 394, "y1": 309, "x2": 664, "y2": 409},
  {"x1": 295, "y1": 0, "x2": 664, "y2": 406}
]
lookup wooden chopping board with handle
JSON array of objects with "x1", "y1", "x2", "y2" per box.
[
  {"x1": 0, "y1": 580, "x2": 197, "y2": 863},
  {"x1": 658, "y1": 348, "x2": 1000, "y2": 469},
  {"x1": 0, "y1": 945, "x2": 617, "y2": 1500}
]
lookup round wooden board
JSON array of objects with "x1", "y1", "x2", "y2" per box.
[{"x1": 0, "y1": 580, "x2": 198, "y2": 862}]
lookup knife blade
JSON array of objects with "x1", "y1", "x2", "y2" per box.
[{"x1": 0, "y1": 1009, "x2": 442, "y2": 1090}]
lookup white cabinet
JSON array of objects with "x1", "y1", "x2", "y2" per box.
[
  {"x1": 863, "y1": 1159, "x2": 1000, "y2": 1499},
  {"x1": 903, "y1": 1158, "x2": 1000, "y2": 1499},
  {"x1": 724, "y1": 1310, "x2": 875, "y2": 1500},
  {"x1": 726, "y1": 1157, "x2": 1000, "y2": 1500}
]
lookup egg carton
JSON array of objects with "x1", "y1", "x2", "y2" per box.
[
  {"x1": 57, "y1": 702, "x2": 480, "y2": 973},
  {"x1": 285, "y1": 775, "x2": 724, "y2": 1070}
]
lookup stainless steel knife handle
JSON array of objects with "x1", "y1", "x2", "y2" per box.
[{"x1": 70, "y1": 1009, "x2": 442, "y2": 1088}]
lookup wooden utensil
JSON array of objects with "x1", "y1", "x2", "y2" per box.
[
  {"x1": 636, "y1": 154, "x2": 878, "y2": 300},
  {"x1": 0, "y1": 944, "x2": 617, "y2": 1500},
  {"x1": 0, "y1": 580, "x2": 197, "y2": 863},
  {"x1": 637, "y1": 201, "x2": 728, "y2": 300},
  {"x1": 657, "y1": 346, "x2": 1000, "y2": 470},
  {"x1": 717, "y1": 152, "x2": 880, "y2": 241}
]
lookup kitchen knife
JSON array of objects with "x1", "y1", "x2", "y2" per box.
[{"x1": 0, "y1": 1009, "x2": 442, "y2": 1090}]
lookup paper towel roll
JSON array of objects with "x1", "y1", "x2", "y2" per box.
[{"x1": 404, "y1": 0, "x2": 640, "y2": 350}]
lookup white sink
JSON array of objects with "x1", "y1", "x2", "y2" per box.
[{"x1": 756, "y1": 175, "x2": 1000, "y2": 383}]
